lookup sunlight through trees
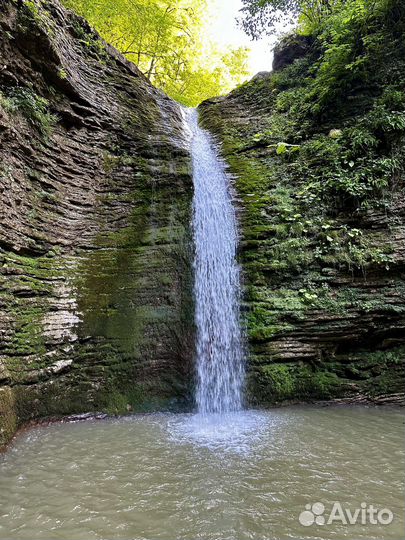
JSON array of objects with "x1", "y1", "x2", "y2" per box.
[{"x1": 63, "y1": 0, "x2": 251, "y2": 106}]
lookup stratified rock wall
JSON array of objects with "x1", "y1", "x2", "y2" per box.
[
  {"x1": 200, "y1": 42, "x2": 405, "y2": 405},
  {"x1": 0, "y1": 0, "x2": 194, "y2": 446}
]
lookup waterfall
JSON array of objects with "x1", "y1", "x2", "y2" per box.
[{"x1": 187, "y1": 108, "x2": 245, "y2": 414}]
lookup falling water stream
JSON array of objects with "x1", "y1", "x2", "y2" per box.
[{"x1": 188, "y1": 108, "x2": 245, "y2": 414}]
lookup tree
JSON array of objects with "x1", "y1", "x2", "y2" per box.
[
  {"x1": 238, "y1": 0, "x2": 336, "y2": 39},
  {"x1": 62, "y1": 0, "x2": 251, "y2": 106}
]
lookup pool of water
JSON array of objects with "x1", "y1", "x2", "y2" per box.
[{"x1": 0, "y1": 406, "x2": 404, "y2": 540}]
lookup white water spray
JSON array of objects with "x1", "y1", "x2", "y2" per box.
[{"x1": 187, "y1": 109, "x2": 245, "y2": 414}]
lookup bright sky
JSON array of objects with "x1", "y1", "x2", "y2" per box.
[{"x1": 208, "y1": 0, "x2": 278, "y2": 76}]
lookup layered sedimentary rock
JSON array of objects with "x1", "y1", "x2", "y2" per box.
[
  {"x1": 0, "y1": 0, "x2": 193, "y2": 446},
  {"x1": 200, "y1": 40, "x2": 405, "y2": 405},
  {"x1": 1, "y1": 0, "x2": 404, "y2": 449}
]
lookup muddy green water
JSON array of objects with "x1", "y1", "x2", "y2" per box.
[{"x1": 0, "y1": 407, "x2": 404, "y2": 540}]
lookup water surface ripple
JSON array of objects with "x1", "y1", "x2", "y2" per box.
[{"x1": 0, "y1": 406, "x2": 404, "y2": 540}]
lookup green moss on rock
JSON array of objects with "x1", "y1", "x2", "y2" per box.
[
  {"x1": 199, "y1": 5, "x2": 405, "y2": 405},
  {"x1": 249, "y1": 362, "x2": 344, "y2": 403}
]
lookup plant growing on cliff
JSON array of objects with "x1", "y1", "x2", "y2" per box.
[{"x1": 2, "y1": 87, "x2": 57, "y2": 137}]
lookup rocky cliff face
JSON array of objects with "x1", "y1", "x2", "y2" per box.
[
  {"x1": 0, "y1": 0, "x2": 194, "y2": 446},
  {"x1": 200, "y1": 33, "x2": 405, "y2": 405},
  {"x1": 1, "y1": 0, "x2": 403, "y2": 449}
]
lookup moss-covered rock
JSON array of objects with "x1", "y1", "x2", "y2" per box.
[
  {"x1": 200, "y1": 5, "x2": 405, "y2": 405},
  {"x1": 0, "y1": 0, "x2": 194, "y2": 447}
]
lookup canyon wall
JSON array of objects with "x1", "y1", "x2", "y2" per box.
[
  {"x1": 0, "y1": 0, "x2": 194, "y2": 446},
  {"x1": 1, "y1": 0, "x2": 404, "y2": 448},
  {"x1": 200, "y1": 29, "x2": 405, "y2": 405}
]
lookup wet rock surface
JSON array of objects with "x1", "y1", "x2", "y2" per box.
[{"x1": 0, "y1": 0, "x2": 194, "y2": 446}]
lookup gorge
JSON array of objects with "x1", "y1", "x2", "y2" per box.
[
  {"x1": 0, "y1": 0, "x2": 404, "y2": 445},
  {"x1": 0, "y1": 0, "x2": 404, "y2": 538}
]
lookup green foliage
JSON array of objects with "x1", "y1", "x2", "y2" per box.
[
  {"x1": 243, "y1": 0, "x2": 405, "y2": 212},
  {"x1": 62, "y1": 0, "x2": 250, "y2": 106},
  {"x1": 58, "y1": 68, "x2": 68, "y2": 80},
  {"x1": 0, "y1": 91, "x2": 12, "y2": 111},
  {"x1": 24, "y1": 0, "x2": 42, "y2": 21},
  {"x1": 239, "y1": 0, "x2": 335, "y2": 38},
  {"x1": 1, "y1": 87, "x2": 57, "y2": 137},
  {"x1": 17, "y1": 0, "x2": 56, "y2": 36}
]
